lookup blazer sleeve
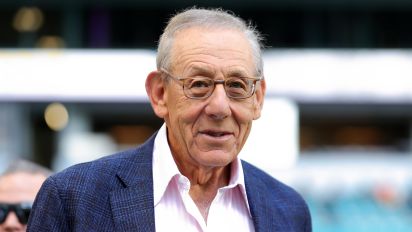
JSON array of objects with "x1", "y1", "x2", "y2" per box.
[{"x1": 27, "y1": 176, "x2": 70, "y2": 232}]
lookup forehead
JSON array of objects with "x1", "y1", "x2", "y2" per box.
[
  {"x1": 170, "y1": 26, "x2": 255, "y2": 72},
  {"x1": 0, "y1": 173, "x2": 46, "y2": 203}
]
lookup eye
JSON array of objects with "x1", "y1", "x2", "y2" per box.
[
  {"x1": 185, "y1": 78, "x2": 212, "y2": 89},
  {"x1": 226, "y1": 78, "x2": 248, "y2": 90},
  {"x1": 0, "y1": 206, "x2": 7, "y2": 223},
  {"x1": 20, "y1": 209, "x2": 31, "y2": 224}
]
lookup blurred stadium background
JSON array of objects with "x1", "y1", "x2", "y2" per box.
[{"x1": 1, "y1": 1, "x2": 412, "y2": 231}]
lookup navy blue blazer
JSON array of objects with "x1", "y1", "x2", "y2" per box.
[{"x1": 28, "y1": 134, "x2": 311, "y2": 232}]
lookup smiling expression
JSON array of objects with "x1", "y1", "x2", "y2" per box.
[{"x1": 157, "y1": 26, "x2": 265, "y2": 170}]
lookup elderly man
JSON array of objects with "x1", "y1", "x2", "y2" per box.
[
  {"x1": 0, "y1": 160, "x2": 51, "y2": 232},
  {"x1": 28, "y1": 8, "x2": 311, "y2": 232}
]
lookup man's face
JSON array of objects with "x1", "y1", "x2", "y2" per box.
[
  {"x1": 161, "y1": 27, "x2": 265, "y2": 170},
  {"x1": 0, "y1": 173, "x2": 46, "y2": 232}
]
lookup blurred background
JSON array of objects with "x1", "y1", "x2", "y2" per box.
[{"x1": 1, "y1": 0, "x2": 412, "y2": 231}]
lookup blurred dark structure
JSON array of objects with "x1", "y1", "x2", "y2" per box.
[
  {"x1": 2, "y1": 0, "x2": 412, "y2": 161},
  {"x1": 1, "y1": 0, "x2": 412, "y2": 48},
  {"x1": 1, "y1": 0, "x2": 412, "y2": 165}
]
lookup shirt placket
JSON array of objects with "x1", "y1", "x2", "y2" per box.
[{"x1": 177, "y1": 175, "x2": 207, "y2": 231}]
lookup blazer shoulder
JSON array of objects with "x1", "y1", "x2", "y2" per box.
[
  {"x1": 242, "y1": 160, "x2": 302, "y2": 198},
  {"x1": 52, "y1": 147, "x2": 135, "y2": 181},
  {"x1": 54, "y1": 133, "x2": 155, "y2": 178},
  {"x1": 51, "y1": 134, "x2": 156, "y2": 192},
  {"x1": 29, "y1": 135, "x2": 157, "y2": 232}
]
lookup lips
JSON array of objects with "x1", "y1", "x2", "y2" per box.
[
  {"x1": 197, "y1": 129, "x2": 234, "y2": 149},
  {"x1": 200, "y1": 130, "x2": 232, "y2": 137}
]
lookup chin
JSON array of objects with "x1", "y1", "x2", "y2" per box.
[{"x1": 195, "y1": 150, "x2": 236, "y2": 168}]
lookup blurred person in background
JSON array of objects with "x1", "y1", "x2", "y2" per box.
[
  {"x1": 28, "y1": 7, "x2": 311, "y2": 232},
  {"x1": 0, "y1": 159, "x2": 51, "y2": 232}
]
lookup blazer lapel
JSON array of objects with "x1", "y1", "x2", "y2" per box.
[
  {"x1": 110, "y1": 177, "x2": 155, "y2": 232},
  {"x1": 110, "y1": 135, "x2": 157, "y2": 232},
  {"x1": 242, "y1": 161, "x2": 291, "y2": 232}
]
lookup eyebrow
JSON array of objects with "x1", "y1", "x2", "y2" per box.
[
  {"x1": 226, "y1": 70, "x2": 250, "y2": 78},
  {"x1": 224, "y1": 66, "x2": 253, "y2": 78},
  {"x1": 181, "y1": 67, "x2": 215, "y2": 80},
  {"x1": 185, "y1": 65, "x2": 253, "y2": 78},
  {"x1": 185, "y1": 65, "x2": 215, "y2": 75}
]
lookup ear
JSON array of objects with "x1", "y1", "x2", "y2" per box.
[
  {"x1": 253, "y1": 79, "x2": 266, "y2": 120},
  {"x1": 146, "y1": 70, "x2": 168, "y2": 118}
]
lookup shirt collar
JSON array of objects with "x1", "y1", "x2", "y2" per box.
[
  {"x1": 152, "y1": 123, "x2": 252, "y2": 216},
  {"x1": 153, "y1": 124, "x2": 181, "y2": 206}
]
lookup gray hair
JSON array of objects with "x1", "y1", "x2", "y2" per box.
[
  {"x1": 157, "y1": 7, "x2": 265, "y2": 76},
  {"x1": 1, "y1": 159, "x2": 52, "y2": 178}
]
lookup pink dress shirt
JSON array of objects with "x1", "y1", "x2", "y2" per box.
[{"x1": 153, "y1": 124, "x2": 255, "y2": 232}]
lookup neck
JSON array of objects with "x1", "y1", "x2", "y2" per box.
[
  {"x1": 188, "y1": 166, "x2": 231, "y2": 222},
  {"x1": 174, "y1": 156, "x2": 232, "y2": 222}
]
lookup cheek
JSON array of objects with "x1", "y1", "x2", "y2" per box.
[
  {"x1": 175, "y1": 99, "x2": 204, "y2": 122},
  {"x1": 232, "y1": 102, "x2": 256, "y2": 124},
  {"x1": 231, "y1": 103, "x2": 255, "y2": 143},
  {"x1": 165, "y1": 97, "x2": 204, "y2": 138}
]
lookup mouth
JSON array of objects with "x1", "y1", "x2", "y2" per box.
[{"x1": 200, "y1": 130, "x2": 233, "y2": 138}]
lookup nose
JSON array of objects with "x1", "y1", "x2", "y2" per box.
[
  {"x1": 204, "y1": 83, "x2": 231, "y2": 120},
  {"x1": 1, "y1": 212, "x2": 26, "y2": 231}
]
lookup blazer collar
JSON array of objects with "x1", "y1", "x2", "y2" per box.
[
  {"x1": 108, "y1": 134, "x2": 286, "y2": 232},
  {"x1": 110, "y1": 133, "x2": 157, "y2": 232},
  {"x1": 242, "y1": 160, "x2": 292, "y2": 232}
]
